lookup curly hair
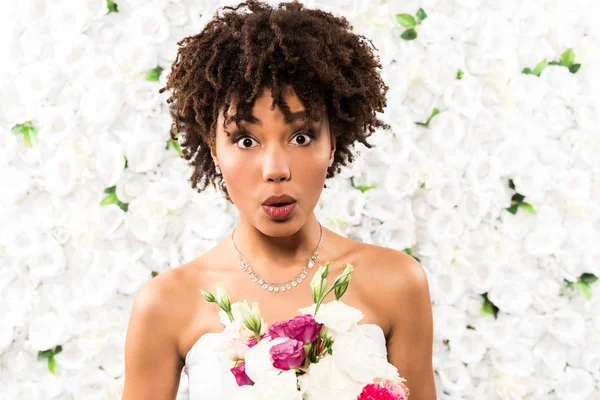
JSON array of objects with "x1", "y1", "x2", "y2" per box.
[{"x1": 159, "y1": 0, "x2": 390, "y2": 203}]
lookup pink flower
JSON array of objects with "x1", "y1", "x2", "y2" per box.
[
  {"x1": 247, "y1": 332, "x2": 270, "y2": 348},
  {"x1": 269, "y1": 338, "x2": 306, "y2": 370},
  {"x1": 357, "y1": 380, "x2": 410, "y2": 400},
  {"x1": 230, "y1": 362, "x2": 253, "y2": 386},
  {"x1": 268, "y1": 314, "x2": 322, "y2": 344}
]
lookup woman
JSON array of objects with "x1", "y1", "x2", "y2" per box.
[{"x1": 122, "y1": 1, "x2": 436, "y2": 399}]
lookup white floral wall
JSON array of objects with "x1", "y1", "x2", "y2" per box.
[{"x1": 1, "y1": 0, "x2": 599, "y2": 398}]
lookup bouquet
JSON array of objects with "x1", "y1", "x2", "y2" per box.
[{"x1": 200, "y1": 261, "x2": 410, "y2": 400}]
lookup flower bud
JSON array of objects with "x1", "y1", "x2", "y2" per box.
[
  {"x1": 310, "y1": 262, "x2": 330, "y2": 304},
  {"x1": 199, "y1": 289, "x2": 216, "y2": 303},
  {"x1": 216, "y1": 282, "x2": 231, "y2": 311},
  {"x1": 333, "y1": 263, "x2": 354, "y2": 300}
]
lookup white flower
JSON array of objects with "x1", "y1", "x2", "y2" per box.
[
  {"x1": 429, "y1": 110, "x2": 466, "y2": 151},
  {"x1": 298, "y1": 355, "x2": 364, "y2": 400},
  {"x1": 124, "y1": 136, "x2": 166, "y2": 173},
  {"x1": 298, "y1": 300, "x2": 364, "y2": 338},
  {"x1": 548, "y1": 309, "x2": 586, "y2": 346},
  {"x1": 443, "y1": 77, "x2": 482, "y2": 120},
  {"x1": 127, "y1": 6, "x2": 170, "y2": 44},
  {"x1": 244, "y1": 337, "x2": 285, "y2": 383},
  {"x1": 79, "y1": 86, "x2": 123, "y2": 128},
  {"x1": 27, "y1": 237, "x2": 66, "y2": 283},
  {"x1": 555, "y1": 367, "x2": 595, "y2": 400},
  {"x1": 242, "y1": 369, "x2": 302, "y2": 400},
  {"x1": 418, "y1": 12, "x2": 455, "y2": 44},
  {"x1": 332, "y1": 328, "x2": 399, "y2": 384},
  {"x1": 93, "y1": 140, "x2": 125, "y2": 187},
  {"x1": 126, "y1": 194, "x2": 169, "y2": 244},
  {"x1": 27, "y1": 311, "x2": 67, "y2": 351}
]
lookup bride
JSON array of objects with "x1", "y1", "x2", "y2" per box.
[{"x1": 122, "y1": 1, "x2": 436, "y2": 399}]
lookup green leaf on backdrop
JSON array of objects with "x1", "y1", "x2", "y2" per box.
[
  {"x1": 560, "y1": 48, "x2": 575, "y2": 67},
  {"x1": 396, "y1": 14, "x2": 417, "y2": 28},
  {"x1": 12, "y1": 121, "x2": 38, "y2": 147},
  {"x1": 146, "y1": 66, "x2": 164, "y2": 81},
  {"x1": 532, "y1": 58, "x2": 548, "y2": 76},
  {"x1": 580, "y1": 273, "x2": 598, "y2": 285},
  {"x1": 100, "y1": 185, "x2": 129, "y2": 212},
  {"x1": 415, "y1": 108, "x2": 439, "y2": 127},
  {"x1": 401, "y1": 28, "x2": 417, "y2": 40},
  {"x1": 456, "y1": 69, "x2": 464, "y2": 79},
  {"x1": 416, "y1": 8, "x2": 428, "y2": 22},
  {"x1": 107, "y1": 0, "x2": 118, "y2": 13}
]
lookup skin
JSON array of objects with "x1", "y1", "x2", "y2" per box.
[{"x1": 122, "y1": 85, "x2": 437, "y2": 400}]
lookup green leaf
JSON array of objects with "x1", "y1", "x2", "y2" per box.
[
  {"x1": 580, "y1": 273, "x2": 598, "y2": 285},
  {"x1": 569, "y1": 63, "x2": 581, "y2": 74},
  {"x1": 166, "y1": 138, "x2": 182, "y2": 155},
  {"x1": 355, "y1": 184, "x2": 376, "y2": 193},
  {"x1": 519, "y1": 202, "x2": 536, "y2": 214},
  {"x1": 576, "y1": 281, "x2": 592, "y2": 300},
  {"x1": 426, "y1": 108, "x2": 440, "y2": 125},
  {"x1": 107, "y1": 0, "x2": 118, "y2": 13},
  {"x1": 480, "y1": 294, "x2": 499, "y2": 318},
  {"x1": 560, "y1": 48, "x2": 575, "y2": 67},
  {"x1": 151, "y1": 271, "x2": 159, "y2": 278},
  {"x1": 124, "y1": 156, "x2": 128, "y2": 169},
  {"x1": 12, "y1": 121, "x2": 38, "y2": 147},
  {"x1": 48, "y1": 355, "x2": 57, "y2": 374},
  {"x1": 548, "y1": 61, "x2": 561, "y2": 66},
  {"x1": 403, "y1": 248, "x2": 412, "y2": 256},
  {"x1": 532, "y1": 58, "x2": 548, "y2": 76},
  {"x1": 505, "y1": 204, "x2": 519, "y2": 215},
  {"x1": 456, "y1": 69, "x2": 464, "y2": 80},
  {"x1": 522, "y1": 67, "x2": 533, "y2": 75},
  {"x1": 401, "y1": 28, "x2": 417, "y2": 41},
  {"x1": 416, "y1": 8, "x2": 428, "y2": 23},
  {"x1": 104, "y1": 185, "x2": 116, "y2": 194},
  {"x1": 396, "y1": 14, "x2": 417, "y2": 28},
  {"x1": 145, "y1": 66, "x2": 164, "y2": 82},
  {"x1": 100, "y1": 193, "x2": 117, "y2": 206},
  {"x1": 37, "y1": 350, "x2": 51, "y2": 360},
  {"x1": 508, "y1": 179, "x2": 515, "y2": 190},
  {"x1": 511, "y1": 193, "x2": 525, "y2": 203},
  {"x1": 564, "y1": 279, "x2": 575, "y2": 288}
]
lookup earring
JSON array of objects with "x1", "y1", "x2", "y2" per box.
[
  {"x1": 215, "y1": 165, "x2": 221, "y2": 175},
  {"x1": 328, "y1": 158, "x2": 333, "y2": 167}
]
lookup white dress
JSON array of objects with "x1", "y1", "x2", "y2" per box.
[{"x1": 183, "y1": 324, "x2": 388, "y2": 399}]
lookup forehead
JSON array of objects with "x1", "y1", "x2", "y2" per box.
[{"x1": 221, "y1": 86, "x2": 323, "y2": 128}]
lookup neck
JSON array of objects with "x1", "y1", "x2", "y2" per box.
[{"x1": 231, "y1": 213, "x2": 324, "y2": 272}]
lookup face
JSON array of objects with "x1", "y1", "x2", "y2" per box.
[{"x1": 211, "y1": 85, "x2": 335, "y2": 233}]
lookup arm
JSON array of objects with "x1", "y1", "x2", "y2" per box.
[
  {"x1": 384, "y1": 253, "x2": 437, "y2": 400},
  {"x1": 122, "y1": 275, "x2": 184, "y2": 400}
]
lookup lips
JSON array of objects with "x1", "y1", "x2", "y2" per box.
[{"x1": 262, "y1": 194, "x2": 297, "y2": 206}]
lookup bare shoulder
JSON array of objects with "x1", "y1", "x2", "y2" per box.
[
  {"x1": 350, "y1": 241, "x2": 431, "y2": 327},
  {"x1": 122, "y1": 264, "x2": 199, "y2": 398}
]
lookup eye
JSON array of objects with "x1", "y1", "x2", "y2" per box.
[
  {"x1": 291, "y1": 130, "x2": 315, "y2": 146},
  {"x1": 233, "y1": 129, "x2": 316, "y2": 149},
  {"x1": 234, "y1": 136, "x2": 258, "y2": 149}
]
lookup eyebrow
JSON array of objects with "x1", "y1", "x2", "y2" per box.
[{"x1": 225, "y1": 110, "x2": 310, "y2": 128}]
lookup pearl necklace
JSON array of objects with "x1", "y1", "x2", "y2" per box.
[{"x1": 231, "y1": 223, "x2": 323, "y2": 293}]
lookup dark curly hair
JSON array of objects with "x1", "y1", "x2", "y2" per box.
[{"x1": 159, "y1": 0, "x2": 390, "y2": 203}]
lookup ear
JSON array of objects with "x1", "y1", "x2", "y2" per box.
[{"x1": 330, "y1": 135, "x2": 336, "y2": 158}]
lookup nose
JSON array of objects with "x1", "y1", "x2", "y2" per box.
[{"x1": 261, "y1": 146, "x2": 291, "y2": 183}]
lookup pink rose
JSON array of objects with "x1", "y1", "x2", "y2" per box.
[
  {"x1": 269, "y1": 338, "x2": 306, "y2": 370},
  {"x1": 357, "y1": 380, "x2": 409, "y2": 400},
  {"x1": 268, "y1": 314, "x2": 322, "y2": 344},
  {"x1": 230, "y1": 362, "x2": 253, "y2": 386}
]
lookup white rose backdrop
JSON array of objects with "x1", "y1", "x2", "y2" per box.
[{"x1": 0, "y1": 0, "x2": 599, "y2": 398}]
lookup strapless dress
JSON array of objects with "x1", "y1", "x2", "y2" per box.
[{"x1": 182, "y1": 324, "x2": 387, "y2": 399}]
